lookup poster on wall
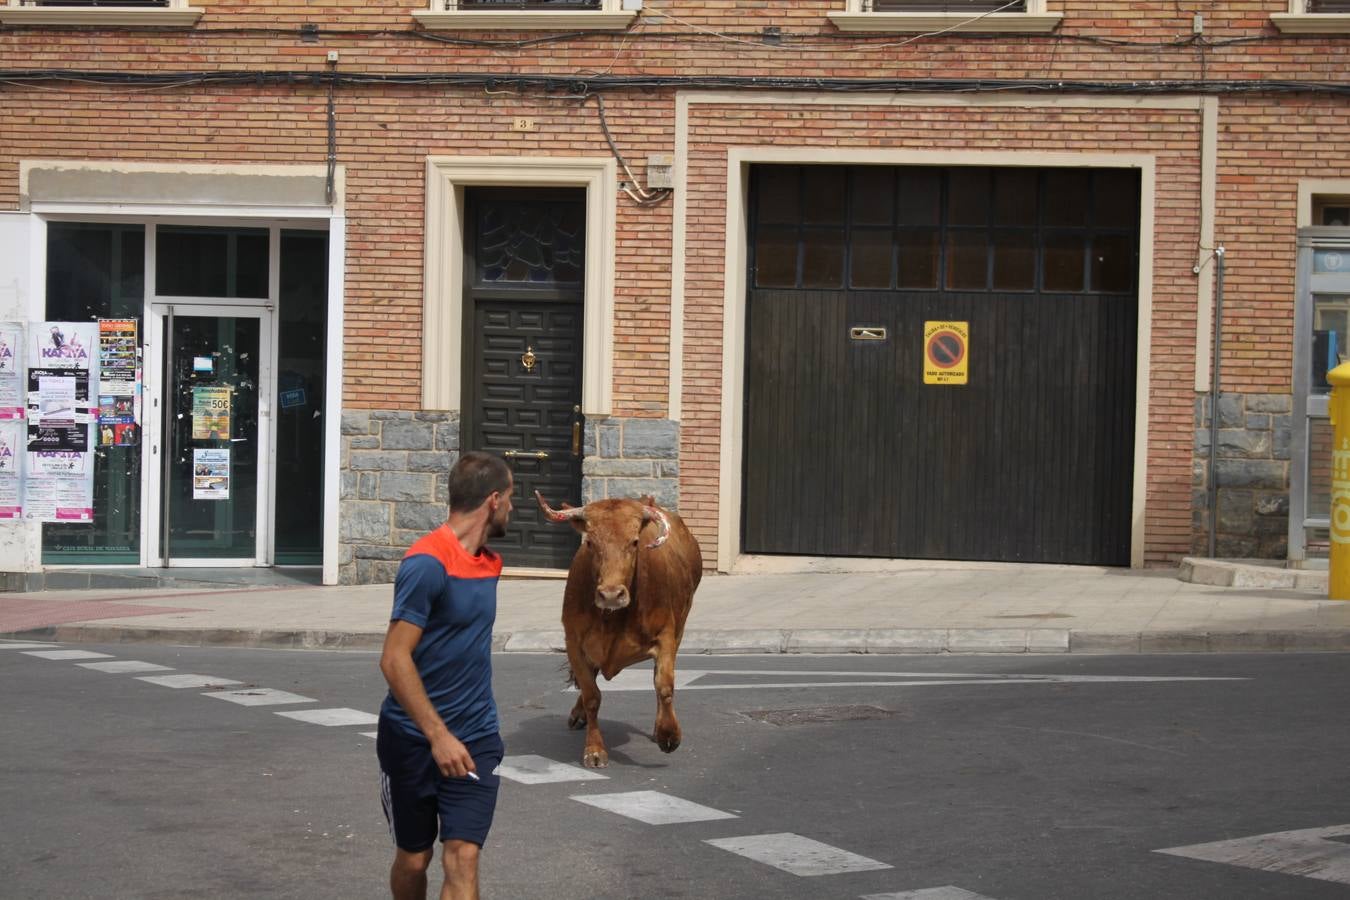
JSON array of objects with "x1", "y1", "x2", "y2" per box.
[
  {"x1": 0, "y1": 322, "x2": 23, "y2": 419},
  {"x1": 0, "y1": 420, "x2": 21, "y2": 518},
  {"x1": 31, "y1": 322, "x2": 96, "y2": 371},
  {"x1": 25, "y1": 322, "x2": 97, "y2": 523},
  {"x1": 97, "y1": 319, "x2": 138, "y2": 398},
  {"x1": 193, "y1": 448, "x2": 230, "y2": 500},
  {"x1": 191, "y1": 386, "x2": 231, "y2": 440}
]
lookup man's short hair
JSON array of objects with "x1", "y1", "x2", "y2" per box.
[{"x1": 448, "y1": 451, "x2": 512, "y2": 514}]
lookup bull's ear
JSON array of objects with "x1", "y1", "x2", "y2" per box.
[{"x1": 639, "y1": 495, "x2": 656, "y2": 506}]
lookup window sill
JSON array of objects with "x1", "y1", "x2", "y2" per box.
[
  {"x1": 828, "y1": 12, "x2": 1061, "y2": 33},
  {"x1": 412, "y1": 9, "x2": 635, "y2": 31},
  {"x1": 1270, "y1": 13, "x2": 1350, "y2": 33},
  {"x1": 0, "y1": 7, "x2": 202, "y2": 26}
]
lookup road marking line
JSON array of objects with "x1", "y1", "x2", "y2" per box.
[
  {"x1": 137, "y1": 673, "x2": 244, "y2": 689},
  {"x1": 22, "y1": 649, "x2": 114, "y2": 661},
  {"x1": 705, "y1": 833, "x2": 893, "y2": 877},
  {"x1": 360, "y1": 732, "x2": 378, "y2": 739},
  {"x1": 497, "y1": 754, "x2": 608, "y2": 784},
  {"x1": 0, "y1": 642, "x2": 61, "y2": 650},
  {"x1": 570, "y1": 790, "x2": 737, "y2": 825},
  {"x1": 77, "y1": 660, "x2": 175, "y2": 674},
  {"x1": 274, "y1": 708, "x2": 380, "y2": 727},
  {"x1": 203, "y1": 688, "x2": 316, "y2": 707},
  {"x1": 1156, "y1": 824, "x2": 1350, "y2": 885},
  {"x1": 863, "y1": 888, "x2": 1000, "y2": 899}
]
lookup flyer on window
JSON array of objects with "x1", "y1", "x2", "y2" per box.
[
  {"x1": 191, "y1": 387, "x2": 232, "y2": 440},
  {"x1": 193, "y1": 448, "x2": 230, "y2": 500},
  {"x1": 31, "y1": 322, "x2": 96, "y2": 372},
  {"x1": 24, "y1": 437, "x2": 93, "y2": 522},
  {"x1": 97, "y1": 319, "x2": 138, "y2": 400}
]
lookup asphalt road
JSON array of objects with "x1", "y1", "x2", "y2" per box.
[{"x1": 2, "y1": 642, "x2": 1349, "y2": 899}]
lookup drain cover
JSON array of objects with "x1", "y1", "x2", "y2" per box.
[{"x1": 741, "y1": 705, "x2": 898, "y2": 727}]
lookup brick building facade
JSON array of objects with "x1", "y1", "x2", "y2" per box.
[{"x1": 1, "y1": 2, "x2": 1347, "y2": 584}]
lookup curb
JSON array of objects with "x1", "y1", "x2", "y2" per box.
[
  {"x1": 8, "y1": 624, "x2": 1350, "y2": 654},
  {"x1": 1178, "y1": 557, "x2": 1327, "y2": 592}
]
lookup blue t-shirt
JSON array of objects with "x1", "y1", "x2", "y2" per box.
[{"x1": 380, "y1": 524, "x2": 501, "y2": 744}]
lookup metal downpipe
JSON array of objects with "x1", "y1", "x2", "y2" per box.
[{"x1": 1207, "y1": 246, "x2": 1227, "y2": 558}]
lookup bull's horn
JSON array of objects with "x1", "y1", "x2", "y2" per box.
[
  {"x1": 642, "y1": 506, "x2": 670, "y2": 550},
  {"x1": 536, "y1": 491, "x2": 585, "y2": 523}
]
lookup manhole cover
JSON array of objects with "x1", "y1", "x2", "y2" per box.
[{"x1": 741, "y1": 705, "x2": 898, "y2": 727}]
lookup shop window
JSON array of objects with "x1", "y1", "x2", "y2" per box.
[
  {"x1": 274, "y1": 231, "x2": 328, "y2": 565},
  {"x1": 829, "y1": 0, "x2": 1061, "y2": 33},
  {"x1": 412, "y1": 0, "x2": 635, "y2": 31},
  {"x1": 157, "y1": 226, "x2": 268, "y2": 299},
  {"x1": 0, "y1": 0, "x2": 202, "y2": 26},
  {"x1": 42, "y1": 223, "x2": 145, "y2": 564}
]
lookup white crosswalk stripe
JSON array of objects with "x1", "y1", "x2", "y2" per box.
[
  {"x1": 863, "y1": 888, "x2": 999, "y2": 899},
  {"x1": 23, "y1": 649, "x2": 114, "y2": 660},
  {"x1": 275, "y1": 708, "x2": 379, "y2": 727},
  {"x1": 0, "y1": 642, "x2": 61, "y2": 650},
  {"x1": 497, "y1": 754, "x2": 608, "y2": 784},
  {"x1": 136, "y1": 673, "x2": 243, "y2": 689},
  {"x1": 1156, "y1": 824, "x2": 1350, "y2": 885},
  {"x1": 705, "y1": 833, "x2": 893, "y2": 877},
  {"x1": 204, "y1": 688, "x2": 316, "y2": 707},
  {"x1": 570, "y1": 791, "x2": 738, "y2": 826},
  {"x1": 583, "y1": 668, "x2": 1246, "y2": 693},
  {"x1": 360, "y1": 732, "x2": 378, "y2": 739},
  {"x1": 78, "y1": 660, "x2": 174, "y2": 674}
]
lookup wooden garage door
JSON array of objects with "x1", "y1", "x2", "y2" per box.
[{"x1": 742, "y1": 165, "x2": 1139, "y2": 565}]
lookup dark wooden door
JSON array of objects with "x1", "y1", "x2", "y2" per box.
[
  {"x1": 463, "y1": 188, "x2": 585, "y2": 569},
  {"x1": 743, "y1": 165, "x2": 1139, "y2": 565}
]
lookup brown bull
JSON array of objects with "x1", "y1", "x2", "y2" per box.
[{"x1": 536, "y1": 491, "x2": 702, "y2": 768}]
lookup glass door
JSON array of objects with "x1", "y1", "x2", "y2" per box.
[
  {"x1": 148, "y1": 304, "x2": 273, "y2": 565},
  {"x1": 1291, "y1": 230, "x2": 1350, "y2": 562}
]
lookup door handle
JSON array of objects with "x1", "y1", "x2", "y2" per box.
[
  {"x1": 571, "y1": 405, "x2": 582, "y2": 457},
  {"x1": 503, "y1": 450, "x2": 549, "y2": 460}
]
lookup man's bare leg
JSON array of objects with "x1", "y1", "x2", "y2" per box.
[
  {"x1": 440, "y1": 840, "x2": 480, "y2": 900},
  {"x1": 391, "y1": 847, "x2": 433, "y2": 900}
]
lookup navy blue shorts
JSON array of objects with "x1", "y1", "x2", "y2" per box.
[{"x1": 377, "y1": 718, "x2": 504, "y2": 852}]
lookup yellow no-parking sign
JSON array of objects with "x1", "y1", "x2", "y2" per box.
[{"x1": 923, "y1": 321, "x2": 968, "y2": 385}]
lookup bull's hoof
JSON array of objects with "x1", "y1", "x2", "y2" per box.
[
  {"x1": 582, "y1": 747, "x2": 609, "y2": 768},
  {"x1": 567, "y1": 710, "x2": 586, "y2": 730},
  {"x1": 655, "y1": 732, "x2": 682, "y2": 754}
]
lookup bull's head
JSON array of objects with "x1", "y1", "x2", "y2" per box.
[{"x1": 536, "y1": 492, "x2": 670, "y2": 611}]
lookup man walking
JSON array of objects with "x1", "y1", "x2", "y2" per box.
[{"x1": 377, "y1": 451, "x2": 514, "y2": 900}]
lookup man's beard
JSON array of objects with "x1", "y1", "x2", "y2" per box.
[{"x1": 488, "y1": 517, "x2": 508, "y2": 540}]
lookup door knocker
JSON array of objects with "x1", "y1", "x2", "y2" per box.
[{"x1": 520, "y1": 346, "x2": 537, "y2": 372}]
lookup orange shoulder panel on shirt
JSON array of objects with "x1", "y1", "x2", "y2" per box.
[{"x1": 404, "y1": 525, "x2": 503, "y2": 579}]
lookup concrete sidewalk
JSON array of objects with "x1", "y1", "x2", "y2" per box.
[{"x1": 4, "y1": 558, "x2": 1350, "y2": 654}]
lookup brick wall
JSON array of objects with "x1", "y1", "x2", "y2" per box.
[{"x1": 3, "y1": 1, "x2": 1347, "y2": 570}]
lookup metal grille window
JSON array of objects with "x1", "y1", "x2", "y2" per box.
[
  {"x1": 1309, "y1": 0, "x2": 1350, "y2": 10},
  {"x1": 750, "y1": 165, "x2": 1139, "y2": 295}
]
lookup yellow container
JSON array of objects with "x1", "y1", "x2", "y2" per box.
[{"x1": 1327, "y1": 362, "x2": 1350, "y2": 600}]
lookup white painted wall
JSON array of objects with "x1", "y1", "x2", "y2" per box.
[{"x1": 0, "y1": 212, "x2": 42, "y2": 575}]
